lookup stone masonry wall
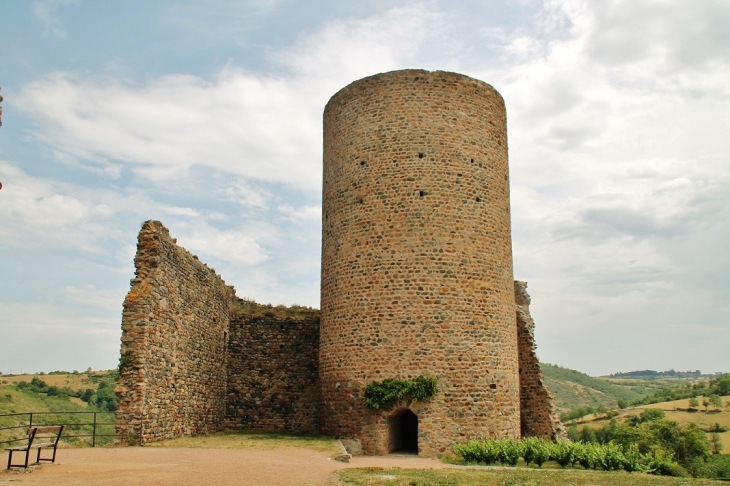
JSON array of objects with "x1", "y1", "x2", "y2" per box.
[
  {"x1": 225, "y1": 302, "x2": 320, "y2": 434},
  {"x1": 116, "y1": 220, "x2": 235, "y2": 444},
  {"x1": 516, "y1": 281, "x2": 565, "y2": 439},
  {"x1": 320, "y1": 70, "x2": 520, "y2": 456}
]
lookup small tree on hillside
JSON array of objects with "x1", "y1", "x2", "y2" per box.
[
  {"x1": 702, "y1": 397, "x2": 711, "y2": 412},
  {"x1": 688, "y1": 397, "x2": 699, "y2": 410},
  {"x1": 709, "y1": 394, "x2": 723, "y2": 411},
  {"x1": 710, "y1": 433, "x2": 724, "y2": 455}
]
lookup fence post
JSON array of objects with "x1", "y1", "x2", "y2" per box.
[
  {"x1": 92, "y1": 412, "x2": 97, "y2": 447},
  {"x1": 29, "y1": 413, "x2": 33, "y2": 429}
]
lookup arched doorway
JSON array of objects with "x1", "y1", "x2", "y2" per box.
[{"x1": 388, "y1": 408, "x2": 418, "y2": 454}]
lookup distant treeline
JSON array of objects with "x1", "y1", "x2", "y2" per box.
[
  {"x1": 609, "y1": 369, "x2": 703, "y2": 379},
  {"x1": 630, "y1": 374, "x2": 730, "y2": 407}
]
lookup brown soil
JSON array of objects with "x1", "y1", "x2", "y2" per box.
[{"x1": 1, "y1": 448, "x2": 453, "y2": 485}]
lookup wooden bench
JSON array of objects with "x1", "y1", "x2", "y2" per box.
[{"x1": 5, "y1": 426, "x2": 65, "y2": 469}]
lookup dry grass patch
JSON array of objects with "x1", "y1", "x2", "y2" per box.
[
  {"x1": 146, "y1": 430, "x2": 340, "y2": 454},
  {"x1": 338, "y1": 467, "x2": 721, "y2": 485},
  {"x1": 0, "y1": 371, "x2": 113, "y2": 392}
]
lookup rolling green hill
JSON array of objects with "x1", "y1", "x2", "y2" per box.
[
  {"x1": 0, "y1": 371, "x2": 117, "y2": 446},
  {"x1": 541, "y1": 363, "x2": 650, "y2": 412}
]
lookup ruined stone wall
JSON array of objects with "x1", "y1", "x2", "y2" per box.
[
  {"x1": 516, "y1": 281, "x2": 566, "y2": 439},
  {"x1": 116, "y1": 220, "x2": 234, "y2": 444},
  {"x1": 320, "y1": 70, "x2": 520, "y2": 456},
  {"x1": 225, "y1": 302, "x2": 320, "y2": 434}
]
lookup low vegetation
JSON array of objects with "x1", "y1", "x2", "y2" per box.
[
  {"x1": 0, "y1": 369, "x2": 117, "y2": 447},
  {"x1": 338, "y1": 467, "x2": 722, "y2": 485},
  {"x1": 229, "y1": 298, "x2": 319, "y2": 319},
  {"x1": 453, "y1": 427, "x2": 729, "y2": 479}
]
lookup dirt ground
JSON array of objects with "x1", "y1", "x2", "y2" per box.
[{"x1": 1, "y1": 447, "x2": 453, "y2": 485}]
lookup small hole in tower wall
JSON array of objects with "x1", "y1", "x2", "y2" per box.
[
  {"x1": 476, "y1": 196, "x2": 482, "y2": 202},
  {"x1": 360, "y1": 161, "x2": 367, "y2": 166},
  {"x1": 419, "y1": 191, "x2": 426, "y2": 197},
  {"x1": 418, "y1": 153, "x2": 424, "y2": 159},
  {"x1": 489, "y1": 383, "x2": 497, "y2": 389}
]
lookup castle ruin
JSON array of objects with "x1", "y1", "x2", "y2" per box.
[{"x1": 115, "y1": 70, "x2": 563, "y2": 456}]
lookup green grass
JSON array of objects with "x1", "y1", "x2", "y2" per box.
[
  {"x1": 145, "y1": 430, "x2": 340, "y2": 454},
  {"x1": 338, "y1": 467, "x2": 722, "y2": 485},
  {"x1": 572, "y1": 395, "x2": 730, "y2": 452},
  {"x1": 0, "y1": 384, "x2": 115, "y2": 447},
  {"x1": 541, "y1": 363, "x2": 647, "y2": 411}
]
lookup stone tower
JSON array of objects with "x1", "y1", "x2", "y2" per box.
[{"x1": 320, "y1": 70, "x2": 520, "y2": 456}]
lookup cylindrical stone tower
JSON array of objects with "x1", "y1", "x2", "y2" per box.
[{"x1": 320, "y1": 70, "x2": 519, "y2": 456}]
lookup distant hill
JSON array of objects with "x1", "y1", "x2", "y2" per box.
[
  {"x1": 541, "y1": 363, "x2": 648, "y2": 412},
  {"x1": 607, "y1": 369, "x2": 704, "y2": 379}
]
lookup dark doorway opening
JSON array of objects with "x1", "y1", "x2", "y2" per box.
[{"x1": 388, "y1": 408, "x2": 418, "y2": 454}]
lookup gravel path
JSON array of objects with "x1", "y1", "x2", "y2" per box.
[{"x1": 1, "y1": 447, "x2": 453, "y2": 485}]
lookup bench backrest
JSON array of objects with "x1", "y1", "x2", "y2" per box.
[{"x1": 27, "y1": 426, "x2": 64, "y2": 445}]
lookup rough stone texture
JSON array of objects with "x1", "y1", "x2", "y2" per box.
[
  {"x1": 115, "y1": 70, "x2": 564, "y2": 455},
  {"x1": 516, "y1": 281, "x2": 566, "y2": 439},
  {"x1": 115, "y1": 220, "x2": 235, "y2": 444},
  {"x1": 225, "y1": 302, "x2": 320, "y2": 434},
  {"x1": 320, "y1": 70, "x2": 520, "y2": 456}
]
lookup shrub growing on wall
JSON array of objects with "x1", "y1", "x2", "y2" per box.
[{"x1": 362, "y1": 376, "x2": 438, "y2": 410}]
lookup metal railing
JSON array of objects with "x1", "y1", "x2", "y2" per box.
[{"x1": 0, "y1": 411, "x2": 115, "y2": 447}]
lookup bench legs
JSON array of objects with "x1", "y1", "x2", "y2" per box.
[
  {"x1": 36, "y1": 445, "x2": 58, "y2": 464},
  {"x1": 6, "y1": 448, "x2": 32, "y2": 469},
  {"x1": 6, "y1": 446, "x2": 58, "y2": 469}
]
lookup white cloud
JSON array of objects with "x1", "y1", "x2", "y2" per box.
[
  {"x1": 32, "y1": 0, "x2": 78, "y2": 39},
  {"x1": 18, "y1": 70, "x2": 322, "y2": 189},
  {"x1": 176, "y1": 222, "x2": 270, "y2": 267},
  {"x1": 65, "y1": 285, "x2": 124, "y2": 311},
  {"x1": 16, "y1": 5, "x2": 453, "y2": 193},
  {"x1": 223, "y1": 179, "x2": 271, "y2": 208},
  {"x1": 276, "y1": 204, "x2": 320, "y2": 222},
  {"x1": 278, "y1": 5, "x2": 448, "y2": 85},
  {"x1": 162, "y1": 206, "x2": 201, "y2": 217},
  {"x1": 0, "y1": 162, "x2": 117, "y2": 251},
  {"x1": 494, "y1": 0, "x2": 730, "y2": 373}
]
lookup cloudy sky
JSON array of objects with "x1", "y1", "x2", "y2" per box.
[{"x1": 1, "y1": 0, "x2": 728, "y2": 376}]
